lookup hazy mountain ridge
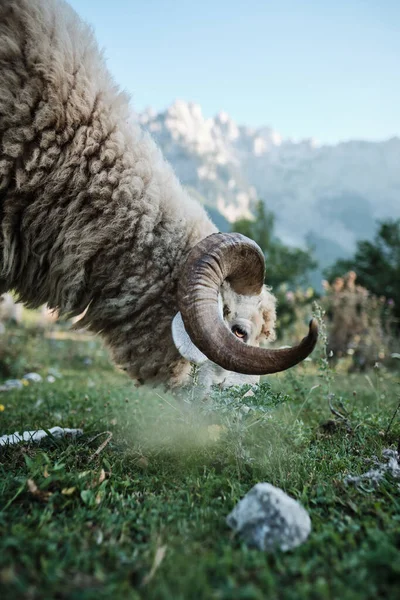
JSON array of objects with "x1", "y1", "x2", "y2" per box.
[{"x1": 139, "y1": 101, "x2": 400, "y2": 265}]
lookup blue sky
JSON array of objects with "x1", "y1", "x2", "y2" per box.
[{"x1": 68, "y1": 0, "x2": 399, "y2": 144}]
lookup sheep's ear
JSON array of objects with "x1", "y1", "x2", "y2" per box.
[{"x1": 171, "y1": 312, "x2": 208, "y2": 365}]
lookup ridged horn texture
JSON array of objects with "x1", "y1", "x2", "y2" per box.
[{"x1": 178, "y1": 232, "x2": 318, "y2": 375}]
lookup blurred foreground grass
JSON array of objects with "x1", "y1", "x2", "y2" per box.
[{"x1": 0, "y1": 323, "x2": 399, "y2": 599}]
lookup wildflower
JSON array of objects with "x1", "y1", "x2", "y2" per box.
[{"x1": 0, "y1": 404, "x2": 5, "y2": 412}]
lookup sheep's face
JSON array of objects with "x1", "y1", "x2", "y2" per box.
[{"x1": 172, "y1": 282, "x2": 277, "y2": 390}]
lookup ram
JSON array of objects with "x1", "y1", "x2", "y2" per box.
[{"x1": 0, "y1": 0, "x2": 318, "y2": 390}]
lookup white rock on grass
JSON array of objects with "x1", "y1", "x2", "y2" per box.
[
  {"x1": 23, "y1": 372, "x2": 43, "y2": 383},
  {"x1": 0, "y1": 373, "x2": 45, "y2": 392},
  {"x1": 0, "y1": 379, "x2": 23, "y2": 392},
  {"x1": 227, "y1": 483, "x2": 311, "y2": 552},
  {"x1": 0, "y1": 426, "x2": 83, "y2": 447},
  {"x1": 344, "y1": 448, "x2": 400, "y2": 488}
]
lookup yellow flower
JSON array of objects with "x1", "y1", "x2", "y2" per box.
[{"x1": 0, "y1": 404, "x2": 5, "y2": 412}]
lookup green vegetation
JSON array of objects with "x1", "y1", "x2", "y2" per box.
[
  {"x1": 0, "y1": 321, "x2": 399, "y2": 599},
  {"x1": 232, "y1": 201, "x2": 317, "y2": 289},
  {"x1": 325, "y1": 219, "x2": 400, "y2": 327}
]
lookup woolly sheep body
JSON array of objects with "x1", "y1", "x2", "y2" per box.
[{"x1": 0, "y1": 0, "x2": 276, "y2": 388}]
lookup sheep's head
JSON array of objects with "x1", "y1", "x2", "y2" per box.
[
  {"x1": 172, "y1": 232, "x2": 318, "y2": 389},
  {"x1": 172, "y1": 281, "x2": 277, "y2": 389}
]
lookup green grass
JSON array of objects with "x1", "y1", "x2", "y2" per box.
[{"x1": 0, "y1": 324, "x2": 399, "y2": 599}]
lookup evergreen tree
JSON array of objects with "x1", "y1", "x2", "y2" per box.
[
  {"x1": 232, "y1": 201, "x2": 317, "y2": 289},
  {"x1": 325, "y1": 219, "x2": 400, "y2": 326}
]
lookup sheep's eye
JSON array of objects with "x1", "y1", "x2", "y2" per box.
[{"x1": 231, "y1": 325, "x2": 247, "y2": 341}]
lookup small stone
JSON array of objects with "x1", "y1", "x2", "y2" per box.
[
  {"x1": 2, "y1": 379, "x2": 23, "y2": 390},
  {"x1": 226, "y1": 482, "x2": 311, "y2": 552},
  {"x1": 243, "y1": 389, "x2": 255, "y2": 398},
  {"x1": 344, "y1": 448, "x2": 400, "y2": 488},
  {"x1": 0, "y1": 426, "x2": 83, "y2": 447},
  {"x1": 23, "y1": 372, "x2": 42, "y2": 383},
  {"x1": 46, "y1": 375, "x2": 56, "y2": 383}
]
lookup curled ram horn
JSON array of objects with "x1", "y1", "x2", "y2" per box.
[{"x1": 178, "y1": 232, "x2": 318, "y2": 375}]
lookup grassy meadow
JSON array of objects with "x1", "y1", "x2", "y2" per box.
[{"x1": 0, "y1": 318, "x2": 399, "y2": 599}]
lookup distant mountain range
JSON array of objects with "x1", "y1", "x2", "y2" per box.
[{"x1": 138, "y1": 100, "x2": 400, "y2": 285}]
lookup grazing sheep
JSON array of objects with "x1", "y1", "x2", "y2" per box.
[
  {"x1": 0, "y1": 0, "x2": 318, "y2": 389},
  {"x1": 172, "y1": 281, "x2": 278, "y2": 389}
]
